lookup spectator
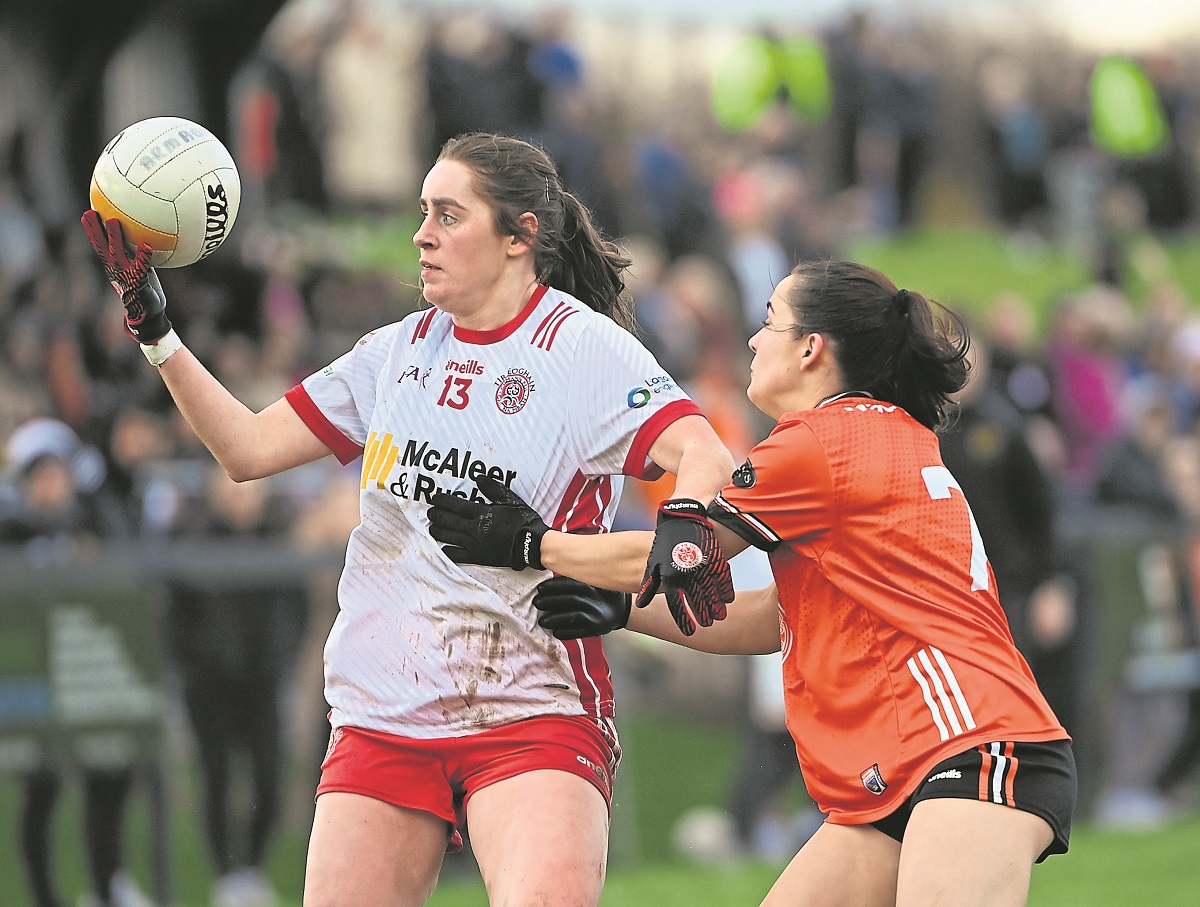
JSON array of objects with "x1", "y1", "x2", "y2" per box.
[
  {"x1": 979, "y1": 54, "x2": 1050, "y2": 231},
  {"x1": 1046, "y1": 285, "x2": 1133, "y2": 500},
  {"x1": 1, "y1": 418, "x2": 150, "y2": 907},
  {"x1": 164, "y1": 465, "x2": 308, "y2": 907},
  {"x1": 941, "y1": 337, "x2": 1085, "y2": 738}
]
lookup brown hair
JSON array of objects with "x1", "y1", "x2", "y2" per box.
[
  {"x1": 782, "y1": 260, "x2": 970, "y2": 430},
  {"x1": 436, "y1": 133, "x2": 636, "y2": 332}
]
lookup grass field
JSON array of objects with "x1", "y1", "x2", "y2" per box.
[
  {"x1": 423, "y1": 813, "x2": 1200, "y2": 906},
  {"x1": 299, "y1": 212, "x2": 1200, "y2": 331}
]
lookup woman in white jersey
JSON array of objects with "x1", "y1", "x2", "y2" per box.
[{"x1": 81, "y1": 132, "x2": 736, "y2": 907}]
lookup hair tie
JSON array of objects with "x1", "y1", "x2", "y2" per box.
[{"x1": 894, "y1": 288, "x2": 913, "y2": 317}]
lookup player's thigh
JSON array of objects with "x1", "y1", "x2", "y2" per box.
[
  {"x1": 303, "y1": 791, "x2": 448, "y2": 907},
  {"x1": 760, "y1": 820, "x2": 901, "y2": 907},
  {"x1": 467, "y1": 769, "x2": 610, "y2": 907},
  {"x1": 896, "y1": 798, "x2": 1053, "y2": 907}
]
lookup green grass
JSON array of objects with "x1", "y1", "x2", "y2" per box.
[
  {"x1": 275, "y1": 215, "x2": 1200, "y2": 338},
  {"x1": 424, "y1": 814, "x2": 1200, "y2": 906},
  {"x1": 847, "y1": 227, "x2": 1200, "y2": 330}
]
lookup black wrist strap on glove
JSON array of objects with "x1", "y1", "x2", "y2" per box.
[
  {"x1": 636, "y1": 497, "x2": 734, "y2": 636},
  {"x1": 81, "y1": 210, "x2": 172, "y2": 344},
  {"x1": 428, "y1": 475, "x2": 549, "y2": 570},
  {"x1": 533, "y1": 575, "x2": 631, "y2": 641}
]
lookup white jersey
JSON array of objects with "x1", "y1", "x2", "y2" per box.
[{"x1": 286, "y1": 285, "x2": 700, "y2": 738}]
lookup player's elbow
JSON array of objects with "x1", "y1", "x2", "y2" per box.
[{"x1": 219, "y1": 457, "x2": 271, "y2": 484}]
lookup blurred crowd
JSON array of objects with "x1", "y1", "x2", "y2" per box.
[{"x1": 4, "y1": 0, "x2": 1200, "y2": 902}]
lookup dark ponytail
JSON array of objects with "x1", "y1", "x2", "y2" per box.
[
  {"x1": 437, "y1": 133, "x2": 636, "y2": 332},
  {"x1": 783, "y1": 260, "x2": 970, "y2": 430}
]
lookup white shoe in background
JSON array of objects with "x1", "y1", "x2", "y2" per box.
[
  {"x1": 212, "y1": 868, "x2": 279, "y2": 907},
  {"x1": 89, "y1": 872, "x2": 156, "y2": 907}
]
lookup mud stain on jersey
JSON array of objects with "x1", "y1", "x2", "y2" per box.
[{"x1": 484, "y1": 621, "x2": 503, "y2": 662}]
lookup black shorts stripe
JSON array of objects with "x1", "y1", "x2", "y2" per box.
[{"x1": 978, "y1": 740, "x2": 1017, "y2": 807}]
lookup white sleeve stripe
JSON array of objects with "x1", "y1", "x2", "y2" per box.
[
  {"x1": 931, "y1": 646, "x2": 976, "y2": 730},
  {"x1": 908, "y1": 656, "x2": 951, "y2": 741},
  {"x1": 713, "y1": 492, "x2": 781, "y2": 543},
  {"x1": 918, "y1": 648, "x2": 963, "y2": 736},
  {"x1": 909, "y1": 647, "x2": 977, "y2": 741}
]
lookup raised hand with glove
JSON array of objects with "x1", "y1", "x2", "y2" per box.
[
  {"x1": 635, "y1": 498, "x2": 734, "y2": 637},
  {"x1": 81, "y1": 210, "x2": 180, "y2": 366},
  {"x1": 428, "y1": 475, "x2": 549, "y2": 570}
]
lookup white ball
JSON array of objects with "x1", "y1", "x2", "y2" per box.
[{"x1": 89, "y1": 116, "x2": 241, "y2": 269}]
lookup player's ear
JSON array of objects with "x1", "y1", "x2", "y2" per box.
[
  {"x1": 800, "y1": 331, "x2": 825, "y2": 366},
  {"x1": 509, "y1": 212, "x2": 538, "y2": 257}
]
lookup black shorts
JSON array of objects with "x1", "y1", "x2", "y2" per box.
[{"x1": 871, "y1": 739, "x2": 1076, "y2": 862}]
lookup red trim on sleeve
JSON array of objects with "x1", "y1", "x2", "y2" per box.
[
  {"x1": 622, "y1": 399, "x2": 703, "y2": 479},
  {"x1": 411, "y1": 308, "x2": 439, "y2": 343},
  {"x1": 532, "y1": 303, "x2": 578, "y2": 350},
  {"x1": 285, "y1": 384, "x2": 364, "y2": 465}
]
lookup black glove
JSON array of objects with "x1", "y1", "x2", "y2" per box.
[
  {"x1": 635, "y1": 498, "x2": 734, "y2": 636},
  {"x1": 81, "y1": 210, "x2": 171, "y2": 343},
  {"x1": 428, "y1": 475, "x2": 549, "y2": 570},
  {"x1": 533, "y1": 575, "x2": 631, "y2": 640}
]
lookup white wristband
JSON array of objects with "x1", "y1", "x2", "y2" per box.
[{"x1": 140, "y1": 329, "x2": 183, "y2": 367}]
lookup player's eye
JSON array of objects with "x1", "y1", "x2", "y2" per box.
[{"x1": 440, "y1": 212, "x2": 456, "y2": 226}]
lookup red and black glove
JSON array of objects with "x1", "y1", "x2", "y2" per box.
[
  {"x1": 81, "y1": 210, "x2": 171, "y2": 344},
  {"x1": 635, "y1": 498, "x2": 733, "y2": 636}
]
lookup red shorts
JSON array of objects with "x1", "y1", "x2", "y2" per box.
[{"x1": 316, "y1": 715, "x2": 619, "y2": 851}]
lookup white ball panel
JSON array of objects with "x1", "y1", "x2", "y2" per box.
[
  {"x1": 94, "y1": 165, "x2": 179, "y2": 234},
  {"x1": 140, "y1": 142, "x2": 226, "y2": 199},
  {"x1": 165, "y1": 169, "x2": 240, "y2": 269},
  {"x1": 107, "y1": 117, "x2": 203, "y2": 179},
  {"x1": 170, "y1": 180, "x2": 206, "y2": 268}
]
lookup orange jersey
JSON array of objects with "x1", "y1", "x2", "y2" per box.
[{"x1": 712, "y1": 395, "x2": 1067, "y2": 824}]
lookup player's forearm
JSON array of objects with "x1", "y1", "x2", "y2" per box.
[
  {"x1": 670, "y1": 438, "x2": 737, "y2": 504},
  {"x1": 538, "y1": 529, "x2": 653, "y2": 592},
  {"x1": 157, "y1": 347, "x2": 326, "y2": 480},
  {"x1": 625, "y1": 584, "x2": 782, "y2": 655},
  {"x1": 648, "y1": 414, "x2": 736, "y2": 504}
]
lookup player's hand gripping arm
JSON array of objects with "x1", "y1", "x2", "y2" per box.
[
  {"x1": 532, "y1": 575, "x2": 632, "y2": 640},
  {"x1": 626, "y1": 582, "x2": 782, "y2": 655},
  {"x1": 81, "y1": 211, "x2": 329, "y2": 480},
  {"x1": 531, "y1": 574, "x2": 780, "y2": 654},
  {"x1": 635, "y1": 414, "x2": 739, "y2": 636}
]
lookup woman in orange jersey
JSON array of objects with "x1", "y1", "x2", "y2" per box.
[{"x1": 429, "y1": 259, "x2": 1076, "y2": 907}]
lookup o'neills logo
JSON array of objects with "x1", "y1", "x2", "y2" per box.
[
  {"x1": 197, "y1": 180, "x2": 231, "y2": 260},
  {"x1": 495, "y1": 368, "x2": 535, "y2": 415},
  {"x1": 446, "y1": 358, "x2": 484, "y2": 375}
]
